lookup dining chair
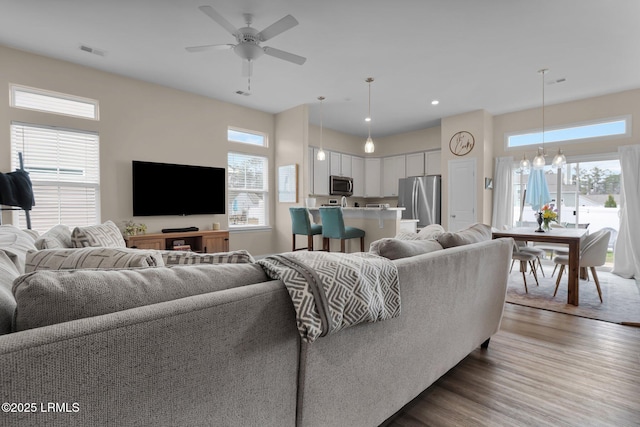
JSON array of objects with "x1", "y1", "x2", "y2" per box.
[
  {"x1": 511, "y1": 243, "x2": 539, "y2": 293},
  {"x1": 289, "y1": 207, "x2": 323, "y2": 251},
  {"x1": 503, "y1": 226, "x2": 545, "y2": 277},
  {"x1": 318, "y1": 206, "x2": 365, "y2": 252},
  {"x1": 553, "y1": 229, "x2": 611, "y2": 302}
]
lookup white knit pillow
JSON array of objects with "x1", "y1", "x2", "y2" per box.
[{"x1": 71, "y1": 220, "x2": 126, "y2": 248}]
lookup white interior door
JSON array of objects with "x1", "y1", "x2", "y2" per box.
[{"x1": 448, "y1": 158, "x2": 477, "y2": 231}]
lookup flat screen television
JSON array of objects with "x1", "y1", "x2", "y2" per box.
[{"x1": 132, "y1": 160, "x2": 225, "y2": 216}]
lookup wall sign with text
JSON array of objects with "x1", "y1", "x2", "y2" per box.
[{"x1": 449, "y1": 131, "x2": 475, "y2": 156}]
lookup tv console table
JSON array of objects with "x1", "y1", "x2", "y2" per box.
[{"x1": 125, "y1": 230, "x2": 229, "y2": 253}]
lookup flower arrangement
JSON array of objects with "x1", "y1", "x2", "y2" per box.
[
  {"x1": 124, "y1": 220, "x2": 147, "y2": 236},
  {"x1": 539, "y1": 204, "x2": 558, "y2": 230}
]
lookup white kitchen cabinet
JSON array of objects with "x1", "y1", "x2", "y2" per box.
[
  {"x1": 341, "y1": 154, "x2": 352, "y2": 178},
  {"x1": 364, "y1": 158, "x2": 382, "y2": 198},
  {"x1": 329, "y1": 151, "x2": 341, "y2": 176},
  {"x1": 330, "y1": 152, "x2": 352, "y2": 177},
  {"x1": 351, "y1": 156, "x2": 364, "y2": 197},
  {"x1": 382, "y1": 155, "x2": 406, "y2": 197},
  {"x1": 405, "y1": 152, "x2": 425, "y2": 177},
  {"x1": 425, "y1": 150, "x2": 441, "y2": 175},
  {"x1": 313, "y1": 147, "x2": 330, "y2": 195}
]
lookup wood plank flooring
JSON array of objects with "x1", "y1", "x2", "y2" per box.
[{"x1": 383, "y1": 303, "x2": 640, "y2": 427}]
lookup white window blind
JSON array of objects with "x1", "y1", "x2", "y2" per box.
[
  {"x1": 227, "y1": 152, "x2": 268, "y2": 227},
  {"x1": 10, "y1": 122, "x2": 100, "y2": 233},
  {"x1": 11, "y1": 85, "x2": 99, "y2": 120}
]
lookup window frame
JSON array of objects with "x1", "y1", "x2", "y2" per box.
[
  {"x1": 227, "y1": 127, "x2": 268, "y2": 147},
  {"x1": 504, "y1": 115, "x2": 631, "y2": 150},
  {"x1": 10, "y1": 84, "x2": 100, "y2": 120},
  {"x1": 10, "y1": 121, "x2": 101, "y2": 232},
  {"x1": 227, "y1": 151, "x2": 270, "y2": 230}
]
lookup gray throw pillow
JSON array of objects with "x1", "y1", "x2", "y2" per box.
[
  {"x1": 13, "y1": 263, "x2": 269, "y2": 331},
  {"x1": 71, "y1": 220, "x2": 126, "y2": 248},
  {"x1": 34, "y1": 224, "x2": 72, "y2": 249},
  {"x1": 0, "y1": 251, "x2": 19, "y2": 335},
  {"x1": 0, "y1": 225, "x2": 38, "y2": 273},
  {"x1": 25, "y1": 247, "x2": 164, "y2": 272},
  {"x1": 161, "y1": 249, "x2": 255, "y2": 265},
  {"x1": 370, "y1": 238, "x2": 443, "y2": 260},
  {"x1": 436, "y1": 223, "x2": 492, "y2": 249},
  {"x1": 417, "y1": 224, "x2": 445, "y2": 240}
]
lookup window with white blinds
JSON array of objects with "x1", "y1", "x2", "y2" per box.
[
  {"x1": 10, "y1": 122, "x2": 100, "y2": 233},
  {"x1": 10, "y1": 85, "x2": 99, "y2": 120},
  {"x1": 227, "y1": 152, "x2": 268, "y2": 227}
]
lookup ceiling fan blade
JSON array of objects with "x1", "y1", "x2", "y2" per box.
[
  {"x1": 263, "y1": 46, "x2": 306, "y2": 65},
  {"x1": 198, "y1": 5, "x2": 238, "y2": 36},
  {"x1": 242, "y1": 60, "x2": 253, "y2": 77},
  {"x1": 257, "y1": 15, "x2": 298, "y2": 41},
  {"x1": 185, "y1": 43, "x2": 234, "y2": 53}
]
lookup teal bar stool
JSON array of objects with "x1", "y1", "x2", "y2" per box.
[
  {"x1": 319, "y1": 207, "x2": 365, "y2": 252},
  {"x1": 289, "y1": 207, "x2": 323, "y2": 251}
]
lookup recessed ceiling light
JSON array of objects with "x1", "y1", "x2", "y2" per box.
[
  {"x1": 431, "y1": 100, "x2": 439, "y2": 105},
  {"x1": 365, "y1": 117, "x2": 371, "y2": 122}
]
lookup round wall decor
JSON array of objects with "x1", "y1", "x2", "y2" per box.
[{"x1": 449, "y1": 131, "x2": 475, "y2": 156}]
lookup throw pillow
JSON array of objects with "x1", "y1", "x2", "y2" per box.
[
  {"x1": 0, "y1": 251, "x2": 19, "y2": 335},
  {"x1": 25, "y1": 247, "x2": 164, "y2": 272},
  {"x1": 370, "y1": 238, "x2": 443, "y2": 260},
  {"x1": 417, "y1": 224, "x2": 445, "y2": 240},
  {"x1": 34, "y1": 224, "x2": 72, "y2": 249},
  {"x1": 436, "y1": 223, "x2": 492, "y2": 249},
  {"x1": 0, "y1": 225, "x2": 38, "y2": 273},
  {"x1": 394, "y1": 232, "x2": 422, "y2": 241},
  {"x1": 161, "y1": 249, "x2": 255, "y2": 265},
  {"x1": 71, "y1": 220, "x2": 126, "y2": 248},
  {"x1": 13, "y1": 263, "x2": 270, "y2": 331}
]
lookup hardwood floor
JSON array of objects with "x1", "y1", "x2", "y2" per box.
[{"x1": 384, "y1": 303, "x2": 640, "y2": 427}]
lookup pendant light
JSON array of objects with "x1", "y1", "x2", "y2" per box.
[
  {"x1": 551, "y1": 148, "x2": 566, "y2": 168},
  {"x1": 364, "y1": 77, "x2": 375, "y2": 154},
  {"x1": 532, "y1": 68, "x2": 547, "y2": 170},
  {"x1": 316, "y1": 96, "x2": 326, "y2": 161},
  {"x1": 519, "y1": 153, "x2": 531, "y2": 172}
]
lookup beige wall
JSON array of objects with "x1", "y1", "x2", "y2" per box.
[
  {"x1": 493, "y1": 88, "x2": 640, "y2": 160},
  {"x1": 441, "y1": 110, "x2": 493, "y2": 230},
  {"x1": 308, "y1": 124, "x2": 363, "y2": 155},
  {"x1": 274, "y1": 105, "x2": 308, "y2": 254},
  {"x1": 0, "y1": 45, "x2": 277, "y2": 253},
  {"x1": 374, "y1": 126, "x2": 441, "y2": 157}
]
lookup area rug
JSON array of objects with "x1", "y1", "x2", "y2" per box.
[{"x1": 505, "y1": 266, "x2": 640, "y2": 325}]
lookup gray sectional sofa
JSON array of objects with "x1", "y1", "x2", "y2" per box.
[{"x1": 0, "y1": 224, "x2": 513, "y2": 427}]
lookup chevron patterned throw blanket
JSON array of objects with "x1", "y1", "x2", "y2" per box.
[{"x1": 258, "y1": 251, "x2": 400, "y2": 343}]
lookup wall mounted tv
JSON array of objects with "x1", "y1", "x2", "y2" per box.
[{"x1": 132, "y1": 160, "x2": 225, "y2": 216}]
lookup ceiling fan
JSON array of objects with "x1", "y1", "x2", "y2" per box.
[{"x1": 186, "y1": 5, "x2": 306, "y2": 77}]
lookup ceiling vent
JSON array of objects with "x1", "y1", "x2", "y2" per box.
[
  {"x1": 235, "y1": 90, "x2": 251, "y2": 96},
  {"x1": 79, "y1": 45, "x2": 105, "y2": 57}
]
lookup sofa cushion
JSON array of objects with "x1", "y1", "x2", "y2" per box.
[
  {"x1": 0, "y1": 251, "x2": 19, "y2": 335},
  {"x1": 34, "y1": 224, "x2": 72, "y2": 249},
  {"x1": 161, "y1": 249, "x2": 255, "y2": 265},
  {"x1": 436, "y1": 223, "x2": 492, "y2": 249},
  {"x1": 0, "y1": 225, "x2": 38, "y2": 272},
  {"x1": 25, "y1": 247, "x2": 164, "y2": 273},
  {"x1": 71, "y1": 220, "x2": 126, "y2": 248},
  {"x1": 12, "y1": 263, "x2": 270, "y2": 331},
  {"x1": 370, "y1": 238, "x2": 443, "y2": 260}
]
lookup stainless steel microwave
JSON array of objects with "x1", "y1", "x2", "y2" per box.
[{"x1": 329, "y1": 175, "x2": 353, "y2": 196}]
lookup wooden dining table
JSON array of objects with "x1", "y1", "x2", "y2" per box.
[{"x1": 492, "y1": 227, "x2": 588, "y2": 306}]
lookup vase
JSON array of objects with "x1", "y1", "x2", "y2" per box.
[
  {"x1": 543, "y1": 219, "x2": 551, "y2": 231},
  {"x1": 535, "y1": 212, "x2": 544, "y2": 232}
]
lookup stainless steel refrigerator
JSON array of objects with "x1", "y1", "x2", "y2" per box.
[{"x1": 397, "y1": 175, "x2": 441, "y2": 227}]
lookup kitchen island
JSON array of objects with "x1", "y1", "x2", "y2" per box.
[{"x1": 307, "y1": 206, "x2": 412, "y2": 252}]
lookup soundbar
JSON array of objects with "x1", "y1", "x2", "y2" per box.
[{"x1": 161, "y1": 227, "x2": 199, "y2": 233}]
